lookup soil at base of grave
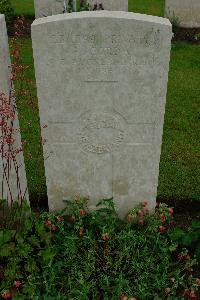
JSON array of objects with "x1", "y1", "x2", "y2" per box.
[
  {"x1": 7, "y1": 17, "x2": 200, "y2": 45},
  {"x1": 158, "y1": 198, "x2": 200, "y2": 228}
]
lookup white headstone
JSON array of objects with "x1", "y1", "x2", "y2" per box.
[
  {"x1": 32, "y1": 11, "x2": 172, "y2": 218},
  {"x1": 0, "y1": 14, "x2": 28, "y2": 203},
  {"x1": 88, "y1": 0, "x2": 128, "y2": 11},
  {"x1": 165, "y1": 0, "x2": 200, "y2": 28},
  {"x1": 34, "y1": 0, "x2": 77, "y2": 18}
]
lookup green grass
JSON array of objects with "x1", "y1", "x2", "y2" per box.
[
  {"x1": 158, "y1": 43, "x2": 200, "y2": 201},
  {"x1": 10, "y1": 0, "x2": 34, "y2": 17},
  {"x1": 10, "y1": 38, "x2": 47, "y2": 204},
  {"x1": 129, "y1": 0, "x2": 165, "y2": 17},
  {"x1": 13, "y1": 39, "x2": 200, "y2": 204},
  {"x1": 7, "y1": 0, "x2": 200, "y2": 205}
]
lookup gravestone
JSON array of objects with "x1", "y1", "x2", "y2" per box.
[
  {"x1": 165, "y1": 0, "x2": 200, "y2": 28},
  {"x1": 34, "y1": 0, "x2": 64, "y2": 18},
  {"x1": 88, "y1": 0, "x2": 128, "y2": 11},
  {"x1": 32, "y1": 11, "x2": 172, "y2": 218},
  {"x1": 0, "y1": 14, "x2": 28, "y2": 203},
  {"x1": 34, "y1": 0, "x2": 77, "y2": 18}
]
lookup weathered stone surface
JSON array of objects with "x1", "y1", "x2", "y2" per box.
[
  {"x1": 34, "y1": 0, "x2": 63, "y2": 18},
  {"x1": 165, "y1": 0, "x2": 200, "y2": 28},
  {"x1": 88, "y1": 0, "x2": 128, "y2": 11},
  {"x1": 32, "y1": 11, "x2": 172, "y2": 218},
  {"x1": 0, "y1": 14, "x2": 28, "y2": 203},
  {"x1": 34, "y1": 0, "x2": 77, "y2": 18}
]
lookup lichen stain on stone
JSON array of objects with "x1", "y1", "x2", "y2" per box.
[
  {"x1": 113, "y1": 178, "x2": 129, "y2": 195},
  {"x1": 49, "y1": 185, "x2": 64, "y2": 202}
]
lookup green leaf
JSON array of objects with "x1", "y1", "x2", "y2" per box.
[
  {"x1": 35, "y1": 221, "x2": 46, "y2": 237},
  {"x1": 0, "y1": 230, "x2": 15, "y2": 246},
  {"x1": 96, "y1": 198, "x2": 115, "y2": 210},
  {"x1": 182, "y1": 235, "x2": 193, "y2": 247},
  {"x1": 168, "y1": 228, "x2": 185, "y2": 241},
  {"x1": 27, "y1": 235, "x2": 40, "y2": 247},
  {"x1": 0, "y1": 242, "x2": 15, "y2": 257},
  {"x1": 191, "y1": 220, "x2": 200, "y2": 229},
  {"x1": 39, "y1": 248, "x2": 56, "y2": 263},
  {"x1": 17, "y1": 243, "x2": 32, "y2": 258}
]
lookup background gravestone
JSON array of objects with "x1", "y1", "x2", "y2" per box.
[
  {"x1": 34, "y1": 0, "x2": 77, "y2": 18},
  {"x1": 34, "y1": 0, "x2": 127, "y2": 18},
  {"x1": 0, "y1": 14, "x2": 28, "y2": 203},
  {"x1": 88, "y1": 0, "x2": 128, "y2": 11},
  {"x1": 34, "y1": 0, "x2": 64, "y2": 18},
  {"x1": 32, "y1": 11, "x2": 172, "y2": 218},
  {"x1": 165, "y1": 0, "x2": 200, "y2": 28}
]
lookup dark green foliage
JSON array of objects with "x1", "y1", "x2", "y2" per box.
[
  {"x1": 165, "y1": 10, "x2": 181, "y2": 33},
  {"x1": 0, "y1": 0, "x2": 14, "y2": 23},
  {"x1": 0, "y1": 199, "x2": 199, "y2": 299},
  {"x1": 67, "y1": 0, "x2": 74, "y2": 12},
  {"x1": 79, "y1": 0, "x2": 90, "y2": 11},
  {"x1": 169, "y1": 220, "x2": 200, "y2": 263}
]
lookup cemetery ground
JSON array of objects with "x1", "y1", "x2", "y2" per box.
[
  {"x1": 0, "y1": 0, "x2": 200, "y2": 299},
  {"x1": 14, "y1": 38, "x2": 200, "y2": 215}
]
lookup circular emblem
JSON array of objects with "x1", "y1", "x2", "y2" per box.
[{"x1": 78, "y1": 112, "x2": 125, "y2": 154}]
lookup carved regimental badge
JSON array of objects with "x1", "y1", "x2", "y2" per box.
[{"x1": 79, "y1": 112, "x2": 125, "y2": 154}]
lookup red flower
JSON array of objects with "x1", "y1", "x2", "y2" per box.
[
  {"x1": 79, "y1": 227, "x2": 84, "y2": 236},
  {"x1": 178, "y1": 253, "x2": 190, "y2": 261},
  {"x1": 15, "y1": 31, "x2": 20, "y2": 37},
  {"x1": 1, "y1": 292, "x2": 12, "y2": 299},
  {"x1": 51, "y1": 225, "x2": 57, "y2": 231},
  {"x1": 159, "y1": 214, "x2": 166, "y2": 222},
  {"x1": 44, "y1": 220, "x2": 52, "y2": 227},
  {"x1": 10, "y1": 73, "x2": 16, "y2": 81},
  {"x1": 188, "y1": 291, "x2": 198, "y2": 300},
  {"x1": 170, "y1": 221, "x2": 176, "y2": 227},
  {"x1": 11, "y1": 50, "x2": 20, "y2": 58},
  {"x1": 101, "y1": 233, "x2": 110, "y2": 241},
  {"x1": 68, "y1": 215, "x2": 75, "y2": 222},
  {"x1": 196, "y1": 278, "x2": 200, "y2": 285},
  {"x1": 14, "y1": 280, "x2": 21, "y2": 288},
  {"x1": 168, "y1": 208, "x2": 174, "y2": 215},
  {"x1": 56, "y1": 216, "x2": 63, "y2": 222},
  {"x1": 139, "y1": 219, "x2": 144, "y2": 226},
  {"x1": 158, "y1": 225, "x2": 167, "y2": 233},
  {"x1": 5, "y1": 137, "x2": 15, "y2": 144},
  {"x1": 79, "y1": 209, "x2": 87, "y2": 216},
  {"x1": 136, "y1": 210, "x2": 143, "y2": 218}
]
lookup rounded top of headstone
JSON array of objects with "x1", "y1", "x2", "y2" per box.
[{"x1": 32, "y1": 10, "x2": 172, "y2": 28}]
